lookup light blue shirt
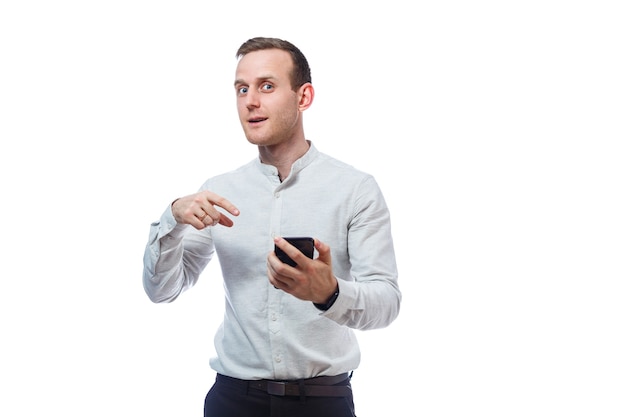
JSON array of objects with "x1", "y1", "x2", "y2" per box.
[{"x1": 143, "y1": 142, "x2": 401, "y2": 380}]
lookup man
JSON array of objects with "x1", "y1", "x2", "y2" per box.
[{"x1": 143, "y1": 37, "x2": 401, "y2": 417}]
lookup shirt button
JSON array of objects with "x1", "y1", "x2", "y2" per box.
[
  {"x1": 274, "y1": 193, "x2": 280, "y2": 198},
  {"x1": 275, "y1": 356, "x2": 282, "y2": 363},
  {"x1": 271, "y1": 313, "x2": 277, "y2": 321}
]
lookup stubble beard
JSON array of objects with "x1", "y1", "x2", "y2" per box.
[{"x1": 243, "y1": 114, "x2": 299, "y2": 147}]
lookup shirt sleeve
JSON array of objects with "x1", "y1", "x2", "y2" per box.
[
  {"x1": 321, "y1": 175, "x2": 402, "y2": 330},
  {"x1": 142, "y1": 205, "x2": 215, "y2": 303}
]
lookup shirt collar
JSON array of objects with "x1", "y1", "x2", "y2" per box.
[{"x1": 255, "y1": 141, "x2": 319, "y2": 180}]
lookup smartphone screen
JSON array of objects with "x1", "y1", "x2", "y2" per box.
[{"x1": 275, "y1": 237, "x2": 314, "y2": 267}]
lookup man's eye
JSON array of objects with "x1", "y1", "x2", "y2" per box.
[
  {"x1": 238, "y1": 86, "x2": 248, "y2": 94},
  {"x1": 261, "y1": 84, "x2": 273, "y2": 91}
]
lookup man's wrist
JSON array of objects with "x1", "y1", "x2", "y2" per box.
[{"x1": 313, "y1": 286, "x2": 339, "y2": 311}]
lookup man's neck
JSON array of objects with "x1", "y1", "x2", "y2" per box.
[{"x1": 258, "y1": 139, "x2": 310, "y2": 181}]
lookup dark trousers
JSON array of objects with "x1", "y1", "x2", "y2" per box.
[{"x1": 204, "y1": 374, "x2": 356, "y2": 417}]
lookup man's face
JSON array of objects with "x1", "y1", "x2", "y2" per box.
[{"x1": 234, "y1": 49, "x2": 302, "y2": 146}]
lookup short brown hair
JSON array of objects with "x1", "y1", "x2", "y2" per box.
[{"x1": 236, "y1": 37, "x2": 312, "y2": 91}]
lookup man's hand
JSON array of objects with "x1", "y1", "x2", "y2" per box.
[
  {"x1": 267, "y1": 237, "x2": 338, "y2": 304},
  {"x1": 171, "y1": 190, "x2": 240, "y2": 230}
]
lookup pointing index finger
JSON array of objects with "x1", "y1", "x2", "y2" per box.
[{"x1": 204, "y1": 191, "x2": 240, "y2": 217}]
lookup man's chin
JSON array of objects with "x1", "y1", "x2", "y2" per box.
[
  {"x1": 245, "y1": 133, "x2": 274, "y2": 146},
  {"x1": 245, "y1": 136, "x2": 263, "y2": 145}
]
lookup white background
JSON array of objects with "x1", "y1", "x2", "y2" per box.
[{"x1": 1, "y1": 1, "x2": 625, "y2": 416}]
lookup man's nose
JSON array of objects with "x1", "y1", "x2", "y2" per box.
[{"x1": 245, "y1": 90, "x2": 260, "y2": 108}]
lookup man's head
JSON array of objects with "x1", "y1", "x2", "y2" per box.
[
  {"x1": 234, "y1": 37, "x2": 314, "y2": 148},
  {"x1": 236, "y1": 37, "x2": 311, "y2": 91}
]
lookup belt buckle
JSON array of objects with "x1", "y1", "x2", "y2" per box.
[{"x1": 266, "y1": 381, "x2": 286, "y2": 396}]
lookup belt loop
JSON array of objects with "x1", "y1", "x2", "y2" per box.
[{"x1": 298, "y1": 379, "x2": 306, "y2": 403}]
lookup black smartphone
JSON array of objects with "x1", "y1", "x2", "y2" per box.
[{"x1": 275, "y1": 237, "x2": 314, "y2": 267}]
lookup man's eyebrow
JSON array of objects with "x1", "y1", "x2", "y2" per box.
[{"x1": 234, "y1": 75, "x2": 277, "y2": 87}]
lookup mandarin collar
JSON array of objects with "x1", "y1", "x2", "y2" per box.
[{"x1": 256, "y1": 141, "x2": 318, "y2": 181}]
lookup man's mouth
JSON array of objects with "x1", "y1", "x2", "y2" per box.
[{"x1": 249, "y1": 117, "x2": 268, "y2": 124}]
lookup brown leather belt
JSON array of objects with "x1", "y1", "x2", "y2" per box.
[{"x1": 218, "y1": 373, "x2": 352, "y2": 397}]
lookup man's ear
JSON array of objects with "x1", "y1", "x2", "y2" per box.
[{"x1": 297, "y1": 83, "x2": 314, "y2": 111}]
